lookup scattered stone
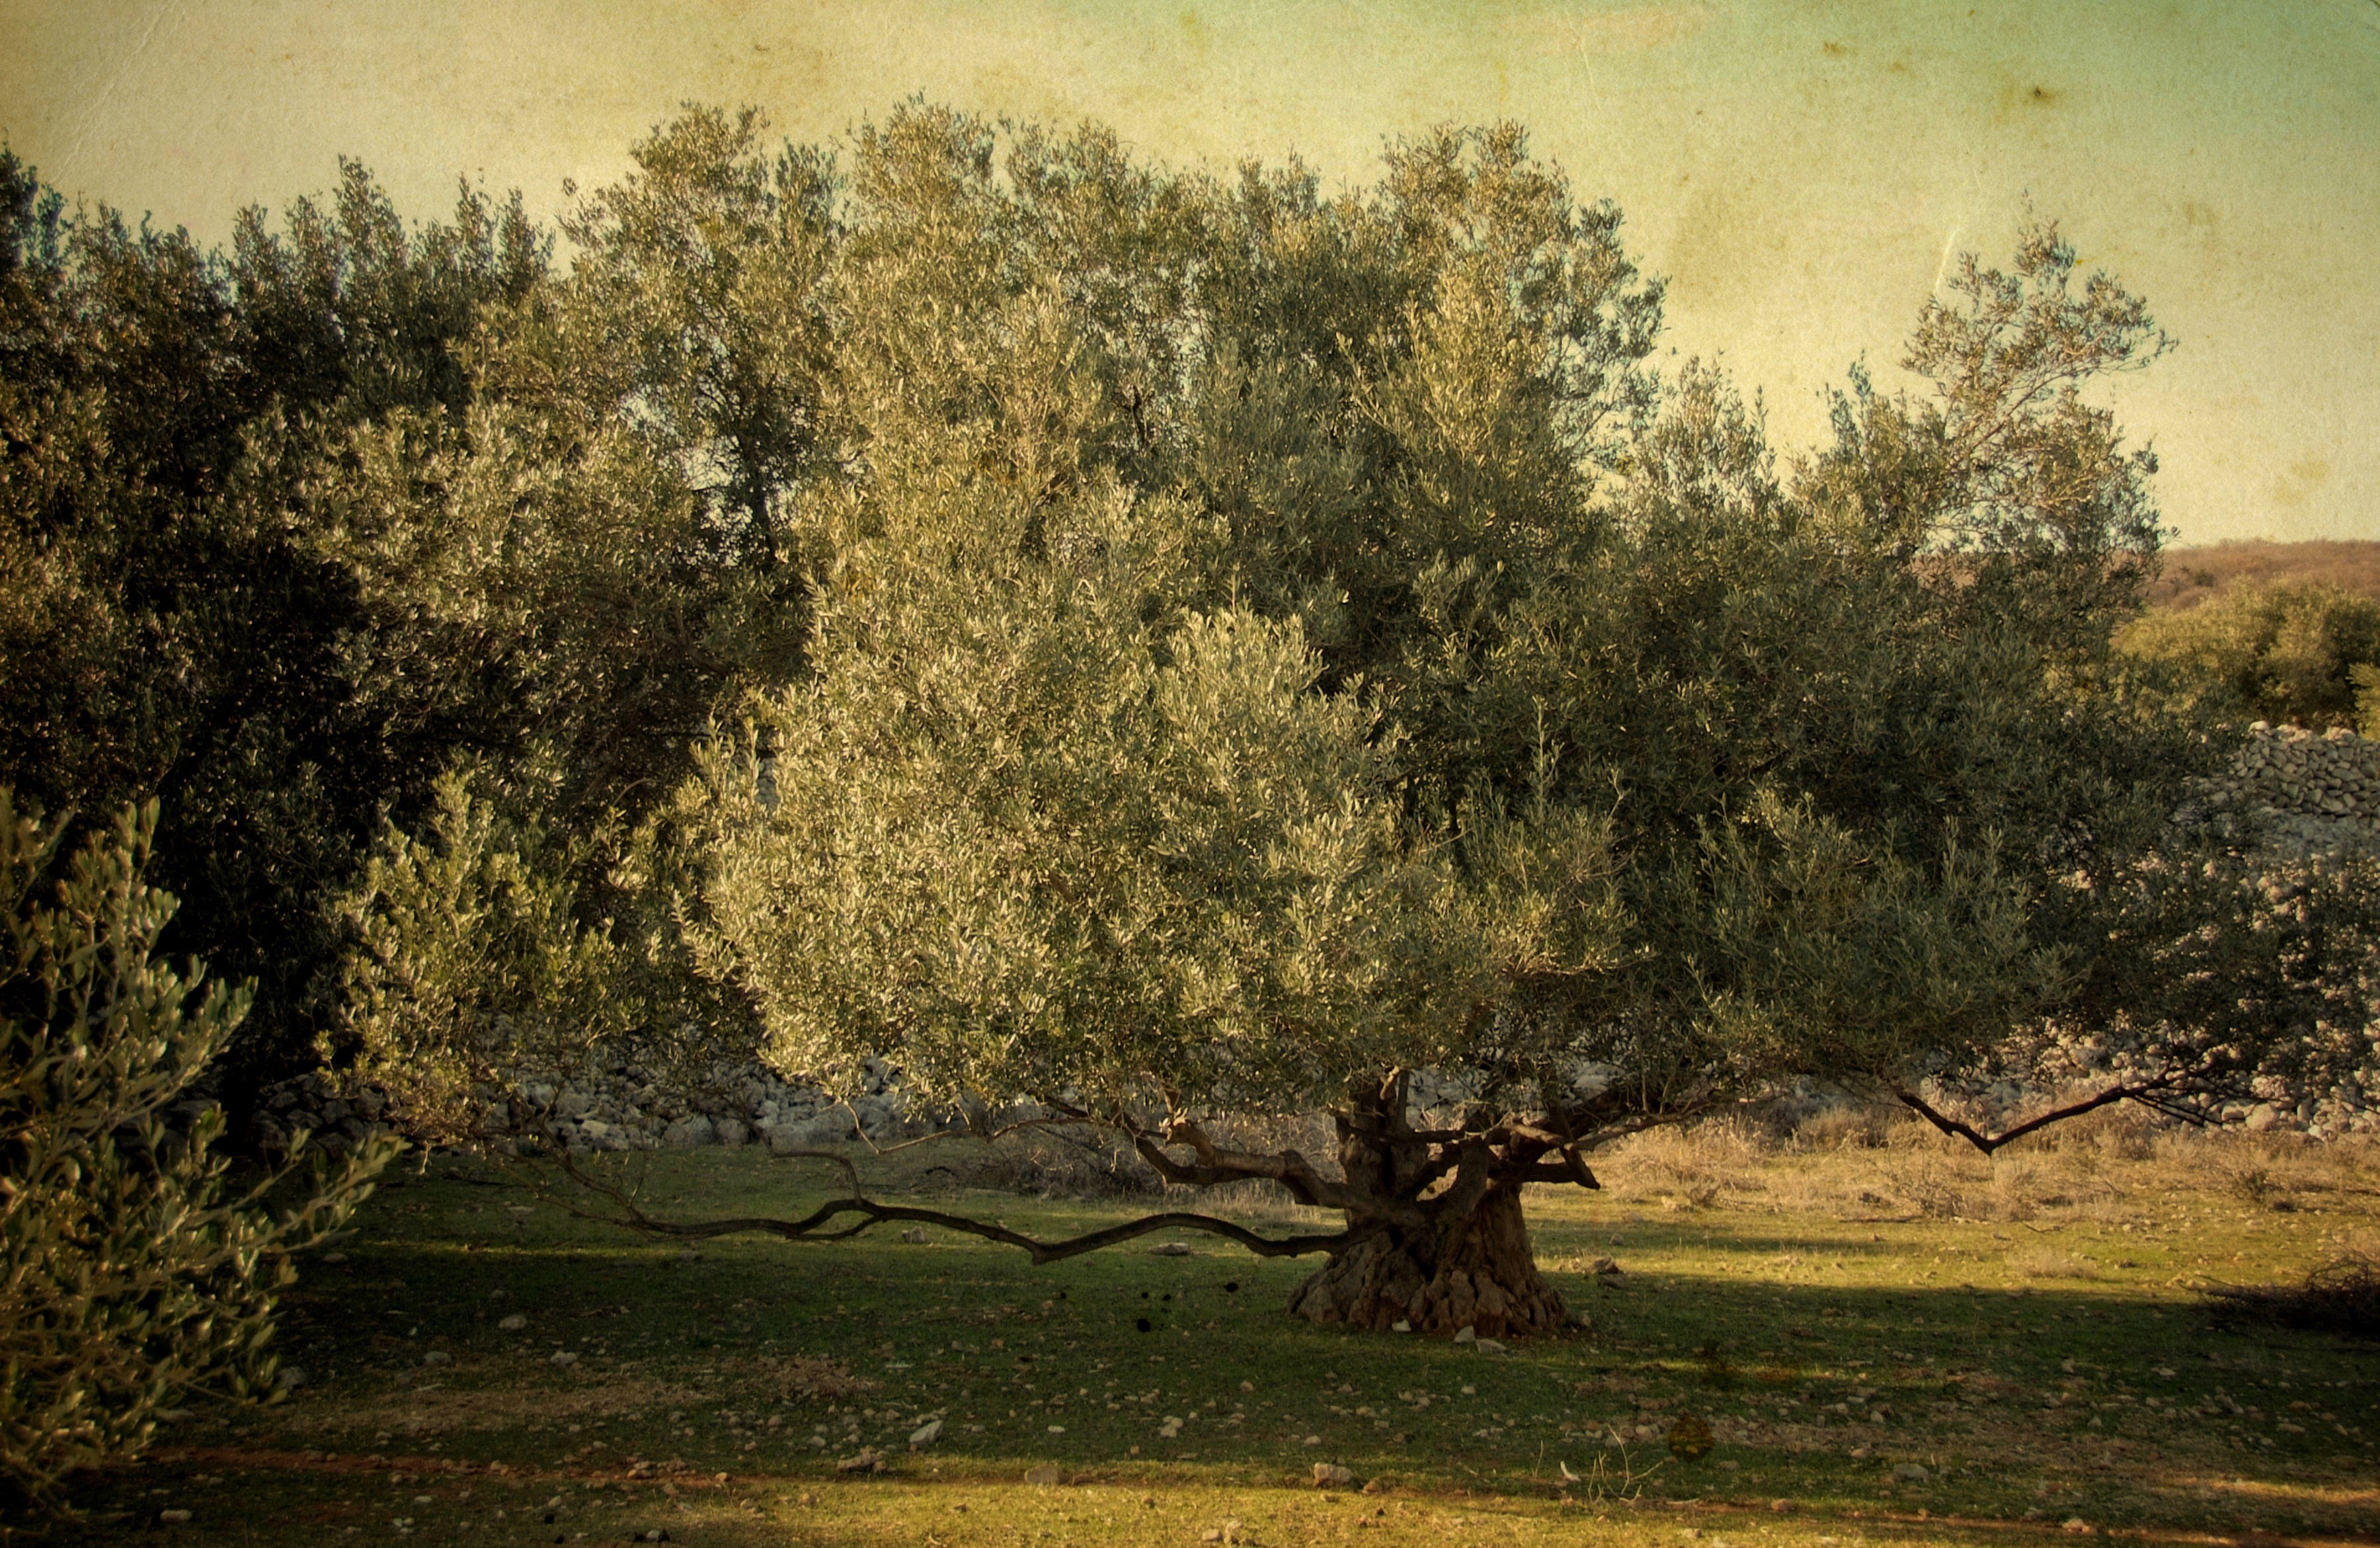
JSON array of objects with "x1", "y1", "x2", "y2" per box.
[
  {"x1": 157, "y1": 1510, "x2": 192, "y2": 1526},
  {"x1": 1476, "y1": 1338, "x2": 1507, "y2": 1354},
  {"x1": 1390, "y1": 1321, "x2": 1412, "y2": 1334},
  {"x1": 2062, "y1": 1519, "x2": 2092, "y2": 1535},
  {"x1": 835, "y1": 1449, "x2": 886, "y2": 1473},
  {"x1": 1452, "y1": 1326, "x2": 1478, "y2": 1345},
  {"x1": 1025, "y1": 1465, "x2": 1062, "y2": 1485},
  {"x1": 1312, "y1": 1463, "x2": 1355, "y2": 1487},
  {"x1": 421, "y1": 1350, "x2": 451, "y2": 1366},
  {"x1": 908, "y1": 1419, "x2": 942, "y2": 1448},
  {"x1": 1891, "y1": 1463, "x2": 1929, "y2": 1483},
  {"x1": 498, "y1": 1314, "x2": 528, "y2": 1332},
  {"x1": 1150, "y1": 1242, "x2": 1193, "y2": 1257},
  {"x1": 898, "y1": 1227, "x2": 929, "y2": 1244},
  {"x1": 661, "y1": 1115, "x2": 716, "y2": 1149},
  {"x1": 550, "y1": 1351, "x2": 579, "y2": 1367}
]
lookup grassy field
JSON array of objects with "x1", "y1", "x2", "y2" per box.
[{"x1": 58, "y1": 1119, "x2": 2380, "y2": 1547}]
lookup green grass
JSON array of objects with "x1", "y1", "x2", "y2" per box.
[{"x1": 55, "y1": 1135, "x2": 2380, "y2": 1545}]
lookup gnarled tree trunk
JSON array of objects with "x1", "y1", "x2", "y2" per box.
[
  {"x1": 1118, "y1": 1072, "x2": 1620, "y2": 1337},
  {"x1": 1287, "y1": 1180, "x2": 1567, "y2": 1336}
]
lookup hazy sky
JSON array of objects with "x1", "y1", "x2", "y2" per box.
[{"x1": 5, "y1": 1, "x2": 2376, "y2": 545}]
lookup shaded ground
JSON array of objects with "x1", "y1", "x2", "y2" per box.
[{"x1": 52, "y1": 1130, "x2": 2380, "y2": 1545}]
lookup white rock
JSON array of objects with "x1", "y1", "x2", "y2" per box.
[
  {"x1": 908, "y1": 1419, "x2": 943, "y2": 1447},
  {"x1": 498, "y1": 1314, "x2": 528, "y2": 1332},
  {"x1": 1891, "y1": 1463, "x2": 1929, "y2": 1482},
  {"x1": 1150, "y1": 1242, "x2": 1193, "y2": 1257},
  {"x1": 1452, "y1": 1326, "x2": 1478, "y2": 1344},
  {"x1": 550, "y1": 1350, "x2": 580, "y2": 1367}
]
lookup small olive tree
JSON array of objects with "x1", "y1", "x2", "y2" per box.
[{"x1": 0, "y1": 793, "x2": 393, "y2": 1510}]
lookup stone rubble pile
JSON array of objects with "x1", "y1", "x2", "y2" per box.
[{"x1": 2185, "y1": 721, "x2": 2380, "y2": 857}]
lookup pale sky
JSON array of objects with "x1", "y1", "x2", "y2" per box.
[{"x1": 5, "y1": 1, "x2": 2376, "y2": 544}]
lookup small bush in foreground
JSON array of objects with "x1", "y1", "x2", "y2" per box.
[{"x1": 0, "y1": 792, "x2": 394, "y2": 1512}]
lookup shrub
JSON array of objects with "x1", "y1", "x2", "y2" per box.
[
  {"x1": 2118, "y1": 580, "x2": 2380, "y2": 728},
  {"x1": 0, "y1": 792, "x2": 393, "y2": 1511},
  {"x1": 2205, "y1": 1255, "x2": 2380, "y2": 1339}
]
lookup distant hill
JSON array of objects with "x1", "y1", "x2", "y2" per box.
[{"x1": 2148, "y1": 540, "x2": 2380, "y2": 612}]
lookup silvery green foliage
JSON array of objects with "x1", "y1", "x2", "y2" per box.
[
  {"x1": 0, "y1": 793, "x2": 391, "y2": 1508},
  {"x1": 329, "y1": 768, "x2": 639, "y2": 1147},
  {"x1": 340, "y1": 105, "x2": 2363, "y2": 1180}
]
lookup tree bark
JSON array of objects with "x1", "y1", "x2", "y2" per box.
[{"x1": 1286, "y1": 1181, "x2": 1568, "y2": 1337}]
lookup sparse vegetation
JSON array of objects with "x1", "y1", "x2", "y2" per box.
[{"x1": 2148, "y1": 540, "x2": 2380, "y2": 611}]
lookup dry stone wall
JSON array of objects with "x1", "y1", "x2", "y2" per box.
[{"x1": 2185, "y1": 721, "x2": 2380, "y2": 857}]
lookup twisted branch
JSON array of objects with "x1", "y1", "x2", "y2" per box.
[{"x1": 549, "y1": 1145, "x2": 1363, "y2": 1264}]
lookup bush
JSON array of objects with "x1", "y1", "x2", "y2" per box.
[
  {"x1": 0, "y1": 792, "x2": 393, "y2": 1512},
  {"x1": 2205, "y1": 1254, "x2": 2380, "y2": 1339},
  {"x1": 2118, "y1": 580, "x2": 2380, "y2": 729}
]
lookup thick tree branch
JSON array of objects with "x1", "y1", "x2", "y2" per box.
[
  {"x1": 1889, "y1": 1076, "x2": 2190, "y2": 1156},
  {"x1": 551, "y1": 1147, "x2": 1363, "y2": 1263},
  {"x1": 1115, "y1": 1113, "x2": 1363, "y2": 1212}
]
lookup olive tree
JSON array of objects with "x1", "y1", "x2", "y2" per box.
[
  {"x1": 344, "y1": 107, "x2": 2369, "y2": 1336},
  {"x1": 649, "y1": 114, "x2": 2260, "y2": 1335}
]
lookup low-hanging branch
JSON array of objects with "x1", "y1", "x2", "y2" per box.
[
  {"x1": 1889, "y1": 1070, "x2": 2205, "y2": 1156},
  {"x1": 549, "y1": 1146, "x2": 1368, "y2": 1264}
]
